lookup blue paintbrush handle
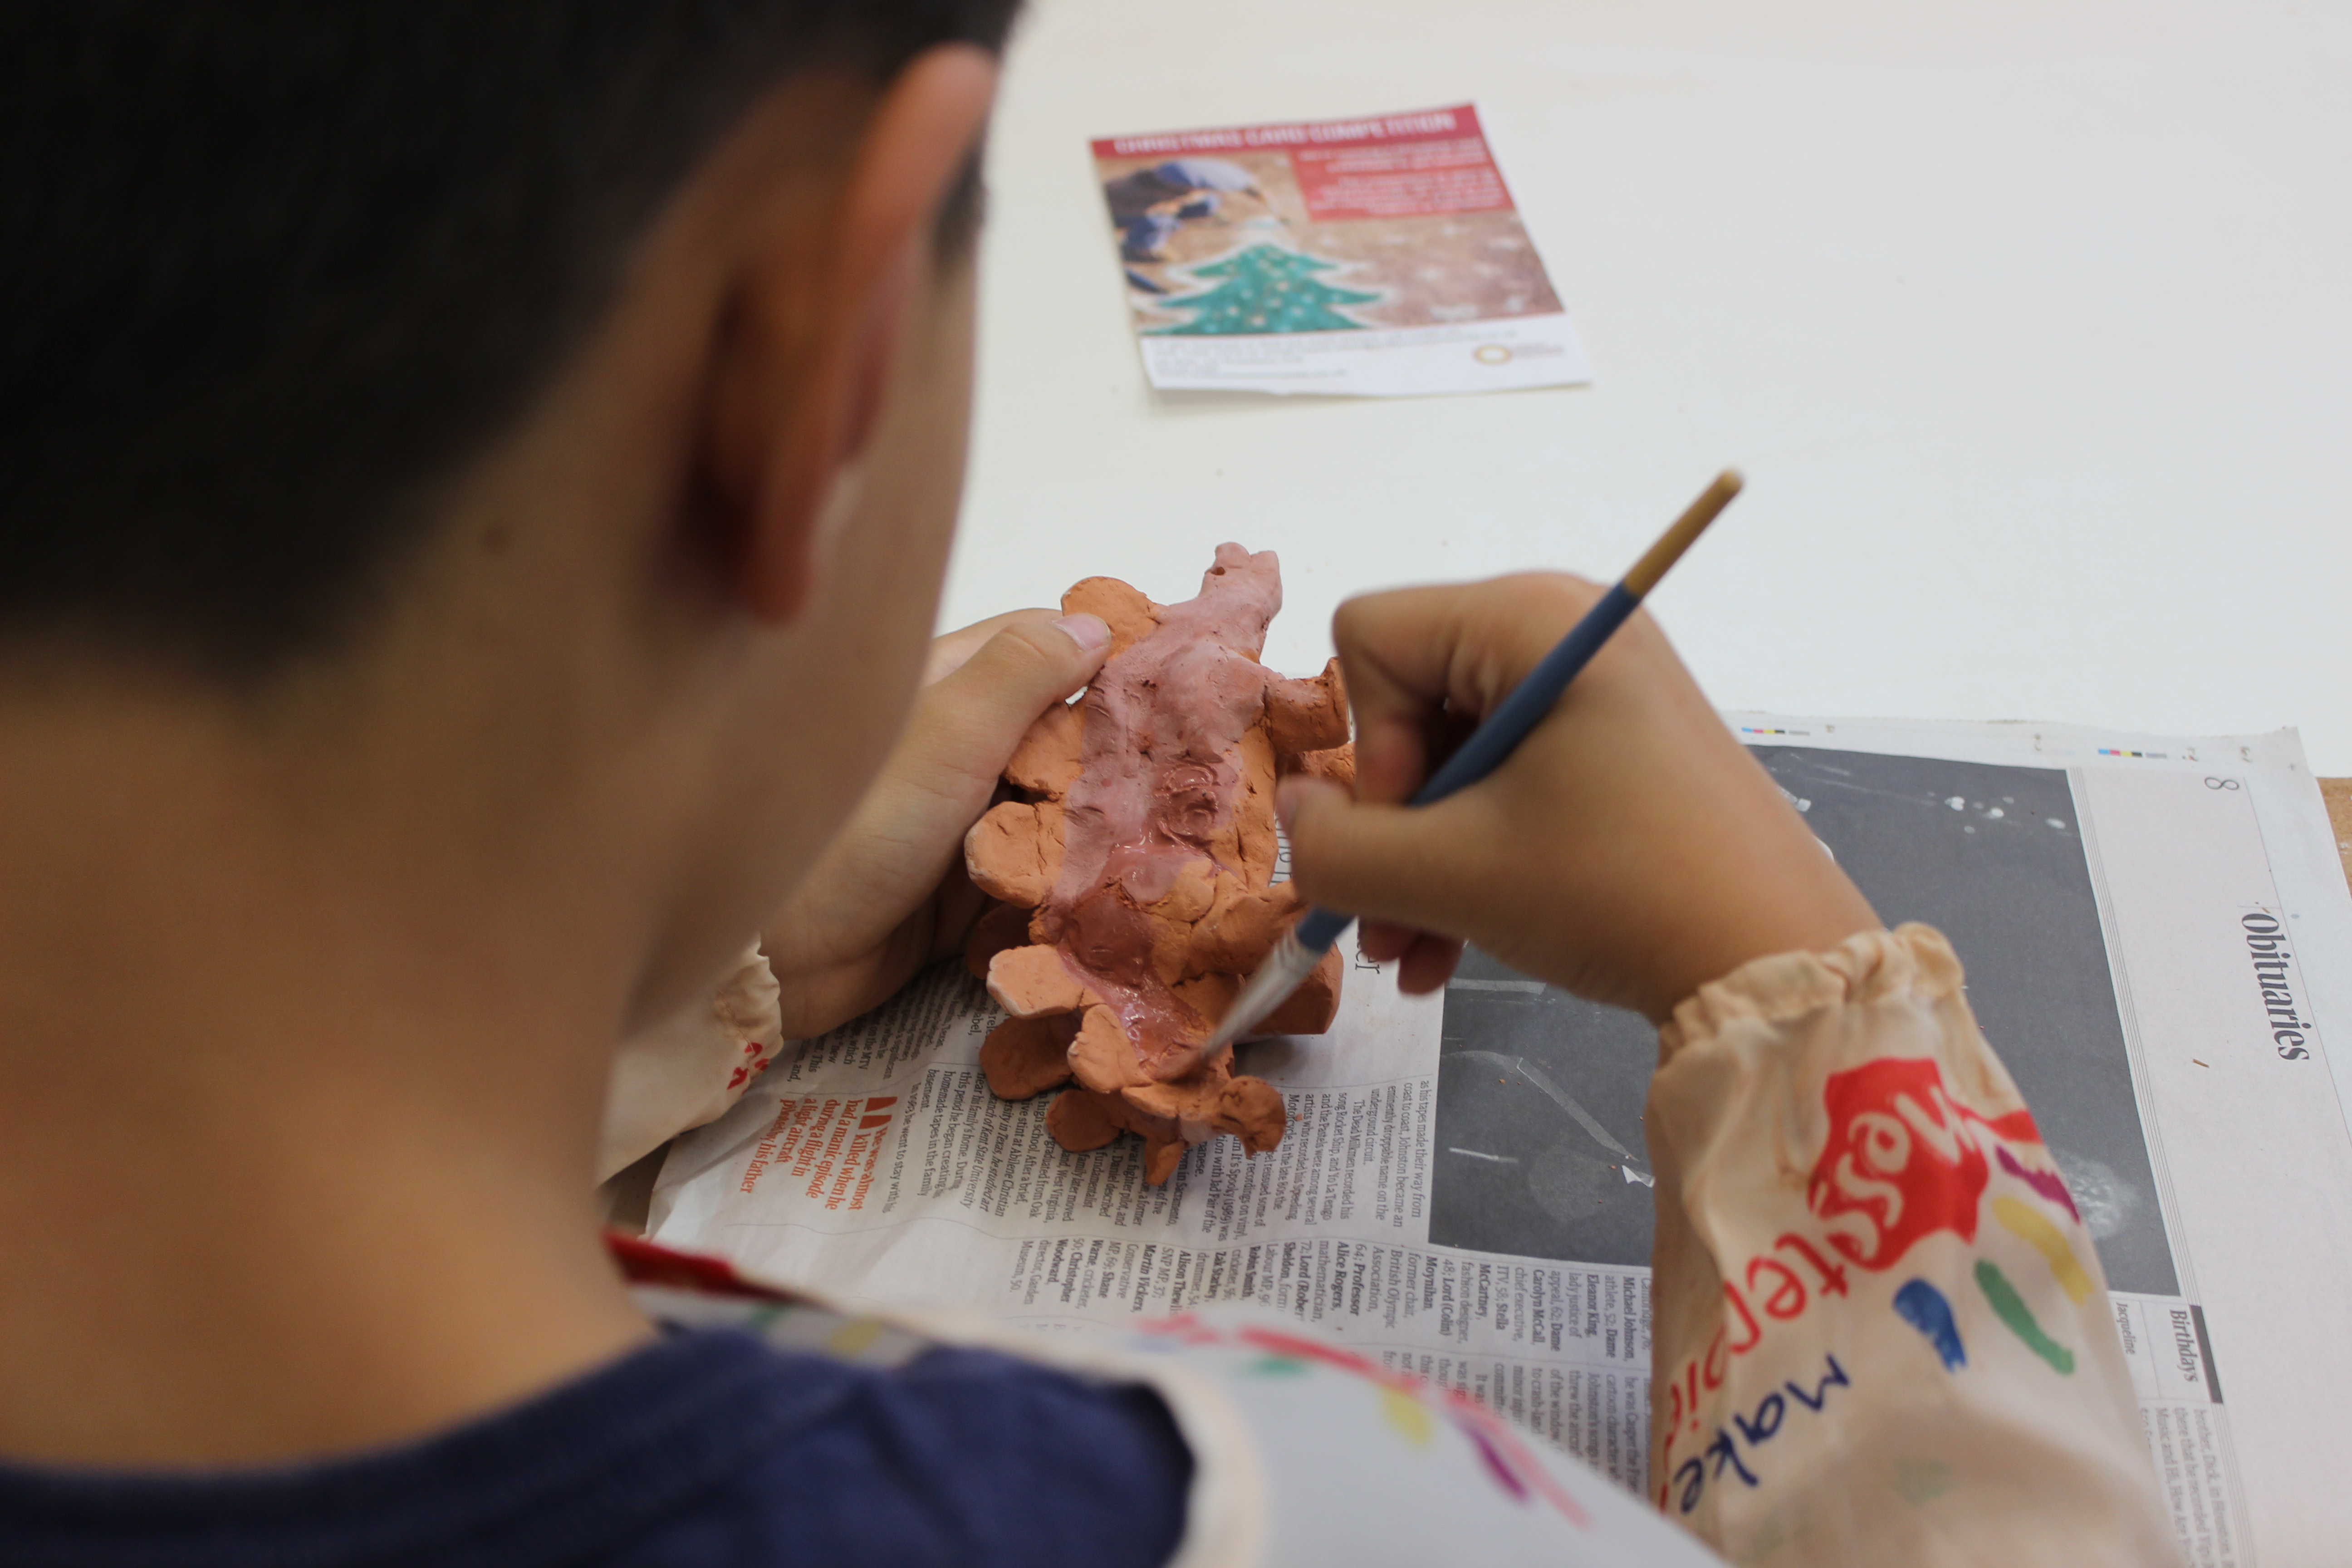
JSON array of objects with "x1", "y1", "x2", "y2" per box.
[
  {"x1": 1289, "y1": 581, "x2": 1641, "y2": 956},
  {"x1": 1235, "y1": 470, "x2": 1739, "y2": 1041},
  {"x1": 1409, "y1": 581, "x2": 1640, "y2": 806},
  {"x1": 1293, "y1": 904, "x2": 1356, "y2": 953}
]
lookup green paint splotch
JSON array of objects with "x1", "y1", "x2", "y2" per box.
[
  {"x1": 1893, "y1": 1456, "x2": 1956, "y2": 1505},
  {"x1": 1153, "y1": 244, "x2": 1379, "y2": 335},
  {"x1": 1975, "y1": 1259, "x2": 2075, "y2": 1375}
]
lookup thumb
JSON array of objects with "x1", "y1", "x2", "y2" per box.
[
  {"x1": 905, "y1": 612, "x2": 1111, "y2": 788},
  {"x1": 1277, "y1": 775, "x2": 1471, "y2": 936},
  {"x1": 775, "y1": 612, "x2": 1111, "y2": 960}
]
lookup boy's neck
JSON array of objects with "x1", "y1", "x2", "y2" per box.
[{"x1": 0, "y1": 674, "x2": 652, "y2": 1468}]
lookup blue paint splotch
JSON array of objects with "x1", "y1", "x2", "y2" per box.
[{"x1": 1893, "y1": 1279, "x2": 1967, "y2": 1370}]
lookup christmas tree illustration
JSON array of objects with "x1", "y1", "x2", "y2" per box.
[{"x1": 1152, "y1": 243, "x2": 1380, "y2": 335}]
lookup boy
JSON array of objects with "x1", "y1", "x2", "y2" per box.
[{"x1": 0, "y1": 5, "x2": 2175, "y2": 1564}]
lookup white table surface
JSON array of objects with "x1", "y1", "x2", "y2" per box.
[{"x1": 942, "y1": 0, "x2": 2352, "y2": 769}]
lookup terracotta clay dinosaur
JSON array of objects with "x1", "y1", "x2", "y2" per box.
[{"x1": 962, "y1": 544, "x2": 1355, "y2": 1183}]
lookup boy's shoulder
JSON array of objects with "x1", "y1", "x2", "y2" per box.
[{"x1": 0, "y1": 1286, "x2": 1191, "y2": 1568}]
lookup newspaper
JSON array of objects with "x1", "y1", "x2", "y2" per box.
[
  {"x1": 1089, "y1": 104, "x2": 1590, "y2": 397},
  {"x1": 649, "y1": 716, "x2": 2352, "y2": 1566}
]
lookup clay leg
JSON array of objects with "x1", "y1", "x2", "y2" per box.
[
  {"x1": 1117, "y1": 1074, "x2": 1228, "y2": 1184},
  {"x1": 980, "y1": 1014, "x2": 1077, "y2": 1100},
  {"x1": 1264, "y1": 657, "x2": 1349, "y2": 756},
  {"x1": 1045, "y1": 1088, "x2": 1126, "y2": 1152},
  {"x1": 1253, "y1": 946, "x2": 1344, "y2": 1036},
  {"x1": 1045, "y1": 1083, "x2": 1190, "y2": 1182},
  {"x1": 1141, "y1": 1134, "x2": 1188, "y2": 1186},
  {"x1": 1210, "y1": 1075, "x2": 1288, "y2": 1154},
  {"x1": 1281, "y1": 744, "x2": 1356, "y2": 791}
]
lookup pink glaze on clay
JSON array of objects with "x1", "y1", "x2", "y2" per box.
[{"x1": 964, "y1": 545, "x2": 1353, "y2": 1183}]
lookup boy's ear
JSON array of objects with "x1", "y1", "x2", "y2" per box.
[{"x1": 706, "y1": 44, "x2": 999, "y2": 623}]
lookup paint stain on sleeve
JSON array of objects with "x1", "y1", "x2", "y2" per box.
[
  {"x1": 1976, "y1": 1259, "x2": 2076, "y2": 1375},
  {"x1": 1892, "y1": 1278, "x2": 1968, "y2": 1370}
]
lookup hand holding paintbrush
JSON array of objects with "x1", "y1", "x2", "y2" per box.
[{"x1": 1226, "y1": 471, "x2": 1881, "y2": 1037}]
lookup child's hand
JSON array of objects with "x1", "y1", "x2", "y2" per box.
[
  {"x1": 1278, "y1": 575, "x2": 1880, "y2": 1023},
  {"x1": 760, "y1": 609, "x2": 1111, "y2": 1038}
]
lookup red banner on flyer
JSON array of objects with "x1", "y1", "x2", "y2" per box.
[
  {"x1": 1090, "y1": 105, "x2": 1514, "y2": 222},
  {"x1": 1292, "y1": 133, "x2": 1510, "y2": 222}
]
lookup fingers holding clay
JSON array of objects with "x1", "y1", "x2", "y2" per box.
[
  {"x1": 962, "y1": 546, "x2": 1352, "y2": 1183},
  {"x1": 760, "y1": 610, "x2": 1108, "y2": 1044},
  {"x1": 922, "y1": 608, "x2": 1059, "y2": 686},
  {"x1": 919, "y1": 615, "x2": 1113, "y2": 768},
  {"x1": 884, "y1": 617, "x2": 1111, "y2": 848},
  {"x1": 1059, "y1": 576, "x2": 1159, "y2": 658}
]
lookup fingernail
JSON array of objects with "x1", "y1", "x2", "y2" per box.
[{"x1": 1053, "y1": 612, "x2": 1110, "y2": 653}]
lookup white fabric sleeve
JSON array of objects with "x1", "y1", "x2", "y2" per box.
[
  {"x1": 627, "y1": 1262, "x2": 1729, "y2": 1568},
  {"x1": 595, "y1": 941, "x2": 783, "y2": 1181},
  {"x1": 1645, "y1": 923, "x2": 2179, "y2": 1566}
]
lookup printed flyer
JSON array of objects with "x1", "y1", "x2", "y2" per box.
[{"x1": 1090, "y1": 104, "x2": 1591, "y2": 396}]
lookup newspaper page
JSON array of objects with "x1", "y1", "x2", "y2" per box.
[
  {"x1": 649, "y1": 717, "x2": 2352, "y2": 1566},
  {"x1": 1089, "y1": 104, "x2": 1591, "y2": 397}
]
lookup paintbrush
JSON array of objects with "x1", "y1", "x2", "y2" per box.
[{"x1": 1202, "y1": 468, "x2": 1746, "y2": 1054}]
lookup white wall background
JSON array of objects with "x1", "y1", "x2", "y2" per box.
[{"x1": 943, "y1": 0, "x2": 2352, "y2": 768}]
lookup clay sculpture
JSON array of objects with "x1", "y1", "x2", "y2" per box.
[{"x1": 964, "y1": 544, "x2": 1355, "y2": 1183}]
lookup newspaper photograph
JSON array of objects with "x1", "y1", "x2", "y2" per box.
[
  {"x1": 648, "y1": 717, "x2": 2352, "y2": 1566},
  {"x1": 1089, "y1": 104, "x2": 1591, "y2": 397}
]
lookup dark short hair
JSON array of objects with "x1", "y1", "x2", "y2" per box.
[{"x1": 0, "y1": 1, "x2": 1017, "y2": 679}]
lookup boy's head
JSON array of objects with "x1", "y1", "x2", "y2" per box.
[{"x1": 0, "y1": 4, "x2": 1016, "y2": 1032}]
